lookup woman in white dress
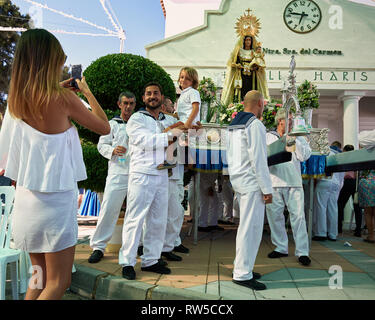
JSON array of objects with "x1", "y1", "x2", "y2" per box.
[{"x1": 0, "y1": 29, "x2": 110, "y2": 300}]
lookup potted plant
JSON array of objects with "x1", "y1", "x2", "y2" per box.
[
  {"x1": 198, "y1": 77, "x2": 217, "y2": 123},
  {"x1": 297, "y1": 80, "x2": 320, "y2": 128}
]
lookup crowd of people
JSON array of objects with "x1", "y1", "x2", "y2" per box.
[{"x1": 0, "y1": 28, "x2": 374, "y2": 299}]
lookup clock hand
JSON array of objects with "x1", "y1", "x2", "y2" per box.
[
  {"x1": 290, "y1": 12, "x2": 303, "y2": 16},
  {"x1": 298, "y1": 11, "x2": 308, "y2": 25}
]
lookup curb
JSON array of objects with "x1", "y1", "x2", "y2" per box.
[{"x1": 70, "y1": 264, "x2": 222, "y2": 300}]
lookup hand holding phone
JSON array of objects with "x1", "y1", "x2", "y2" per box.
[{"x1": 70, "y1": 64, "x2": 82, "y2": 90}]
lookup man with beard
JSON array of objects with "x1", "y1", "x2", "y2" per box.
[
  {"x1": 119, "y1": 82, "x2": 183, "y2": 280},
  {"x1": 88, "y1": 91, "x2": 136, "y2": 263}
]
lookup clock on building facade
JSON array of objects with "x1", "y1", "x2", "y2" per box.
[{"x1": 283, "y1": 0, "x2": 322, "y2": 34}]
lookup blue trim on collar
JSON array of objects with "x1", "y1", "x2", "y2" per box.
[
  {"x1": 139, "y1": 109, "x2": 166, "y2": 121},
  {"x1": 229, "y1": 112, "x2": 256, "y2": 126}
]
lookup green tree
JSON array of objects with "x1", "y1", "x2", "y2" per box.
[
  {"x1": 0, "y1": 0, "x2": 30, "y2": 113},
  {"x1": 82, "y1": 53, "x2": 176, "y2": 112}
]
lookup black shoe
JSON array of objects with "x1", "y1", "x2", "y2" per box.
[
  {"x1": 218, "y1": 219, "x2": 235, "y2": 225},
  {"x1": 88, "y1": 250, "x2": 103, "y2": 263},
  {"x1": 232, "y1": 278, "x2": 266, "y2": 291},
  {"x1": 210, "y1": 225, "x2": 225, "y2": 231},
  {"x1": 141, "y1": 262, "x2": 171, "y2": 274},
  {"x1": 122, "y1": 266, "x2": 136, "y2": 280},
  {"x1": 253, "y1": 272, "x2": 261, "y2": 280},
  {"x1": 158, "y1": 258, "x2": 168, "y2": 267},
  {"x1": 232, "y1": 272, "x2": 261, "y2": 280},
  {"x1": 354, "y1": 230, "x2": 362, "y2": 237},
  {"x1": 327, "y1": 237, "x2": 336, "y2": 241},
  {"x1": 174, "y1": 244, "x2": 190, "y2": 254},
  {"x1": 161, "y1": 251, "x2": 182, "y2": 261},
  {"x1": 268, "y1": 251, "x2": 288, "y2": 259},
  {"x1": 137, "y1": 246, "x2": 143, "y2": 256},
  {"x1": 298, "y1": 256, "x2": 311, "y2": 266},
  {"x1": 198, "y1": 226, "x2": 212, "y2": 232},
  {"x1": 312, "y1": 236, "x2": 327, "y2": 241}
]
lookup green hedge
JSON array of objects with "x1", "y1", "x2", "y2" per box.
[
  {"x1": 78, "y1": 141, "x2": 108, "y2": 192},
  {"x1": 82, "y1": 53, "x2": 176, "y2": 112}
]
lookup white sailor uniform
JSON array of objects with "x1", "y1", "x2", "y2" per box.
[
  {"x1": 119, "y1": 110, "x2": 169, "y2": 268},
  {"x1": 313, "y1": 148, "x2": 344, "y2": 239},
  {"x1": 265, "y1": 131, "x2": 311, "y2": 257},
  {"x1": 90, "y1": 116, "x2": 129, "y2": 253},
  {"x1": 227, "y1": 112, "x2": 273, "y2": 281},
  {"x1": 160, "y1": 114, "x2": 185, "y2": 252}
]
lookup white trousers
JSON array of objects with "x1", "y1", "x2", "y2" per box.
[
  {"x1": 199, "y1": 172, "x2": 220, "y2": 227},
  {"x1": 119, "y1": 173, "x2": 168, "y2": 268},
  {"x1": 313, "y1": 180, "x2": 341, "y2": 239},
  {"x1": 90, "y1": 174, "x2": 128, "y2": 252},
  {"x1": 174, "y1": 167, "x2": 185, "y2": 247},
  {"x1": 233, "y1": 190, "x2": 264, "y2": 281},
  {"x1": 266, "y1": 187, "x2": 309, "y2": 257},
  {"x1": 163, "y1": 179, "x2": 185, "y2": 252}
]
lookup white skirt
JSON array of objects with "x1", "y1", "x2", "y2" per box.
[{"x1": 11, "y1": 186, "x2": 78, "y2": 253}]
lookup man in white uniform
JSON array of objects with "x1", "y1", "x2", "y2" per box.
[
  {"x1": 157, "y1": 112, "x2": 188, "y2": 260},
  {"x1": 265, "y1": 108, "x2": 312, "y2": 266},
  {"x1": 227, "y1": 90, "x2": 273, "y2": 291},
  {"x1": 119, "y1": 82, "x2": 182, "y2": 280},
  {"x1": 313, "y1": 144, "x2": 344, "y2": 241},
  {"x1": 198, "y1": 172, "x2": 224, "y2": 232},
  {"x1": 88, "y1": 91, "x2": 136, "y2": 263}
]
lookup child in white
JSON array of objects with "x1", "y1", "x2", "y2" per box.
[{"x1": 176, "y1": 67, "x2": 201, "y2": 128}]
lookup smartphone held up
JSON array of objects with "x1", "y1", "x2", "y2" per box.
[{"x1": 70, "y1": 64, "x2": 82, "y2": 90}]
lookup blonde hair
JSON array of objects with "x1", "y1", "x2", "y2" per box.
[
  {"x1": 275, "y1": 108, "x2": 286, "y2": 126},
  {"x1": 8, "y1": 29, "x2": 67, "y2": 120},
  {"x1": 178, "y1": 67, "x2": 199, "y2": 89}
]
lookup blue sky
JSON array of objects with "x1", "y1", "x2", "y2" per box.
[{"x1": 11, "y1": 0, "x2": 166, "y2": 70}]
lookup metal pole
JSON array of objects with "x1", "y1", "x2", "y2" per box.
[
  {"x1": 193, "y1": 172, "x2": 200, "y2": 245},
  {"x1": 308, "y1": 178, "x2": 314, "y2": 246}
]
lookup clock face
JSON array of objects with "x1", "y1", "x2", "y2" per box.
[{"x1": 284, "y1": 0, "x2": 322, "y2": 34}]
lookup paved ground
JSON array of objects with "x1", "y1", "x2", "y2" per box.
[
  {"x1": 5, "y1": 218, "x2": 375, "y2": 300},
  {"x1": 71, "y1": 219, "x2": 375, "y2": 300}
]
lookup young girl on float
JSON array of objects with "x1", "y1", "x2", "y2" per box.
[{"x1": 176, "y1": 67, "x2": 201, "y2": 129}]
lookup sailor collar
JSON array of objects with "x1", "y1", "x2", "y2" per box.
[
  {"x1": 139, "y1": 109, "x2": 166, "y2": 121},
  {"x1": 268, "y1": 130, "x2": 281, "y2": 139},
  {"x1": 228, "y1": 111, "x2": 257, "y2": 130},
  {"x1": 112, "y1": 115, "x2": 127, "y2": 124}
]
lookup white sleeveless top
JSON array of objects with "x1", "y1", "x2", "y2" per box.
[{"x1": 0, "y1": 109, "x2": 87, "y2": 192}]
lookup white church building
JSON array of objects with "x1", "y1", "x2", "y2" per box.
[{"x1": 148, "y1": 0, "x2": 375, "y2": 149}]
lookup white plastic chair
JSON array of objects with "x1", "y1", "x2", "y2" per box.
[{"x1": 0, "y1": 186, "x2": 20, "y2": 300}]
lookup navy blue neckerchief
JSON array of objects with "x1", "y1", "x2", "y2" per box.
[
  {"x1": 139, "y1": 108, "x2": 166, "y2": 121},
  {"x1": 111, "y1": 115, "x2": 126, "y2": 124},
  {"x1": 228, "y1": 111, "x2": 256, "y2": 130}
]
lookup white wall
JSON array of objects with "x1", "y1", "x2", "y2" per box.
[{"x1": 163, "y1": 0, "x2": 221, "y2": 38}]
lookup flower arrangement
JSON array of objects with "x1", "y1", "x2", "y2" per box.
[
  {"x1": 198, "y1": 77, "x2": 217, "y2": 105},
  {"x1": 297, "y1": 80, "x2": 320, "y2": 111},
  {"x1": 262, "y1": 99, "x2": 283, "y2": 130},
  {"x1": 218, "y1": 101, "x2": 244, "y2": 125}
]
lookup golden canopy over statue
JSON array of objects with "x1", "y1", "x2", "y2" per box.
[{"x1": 221, "y1": 9, "x2": 270, "y2": 105}]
